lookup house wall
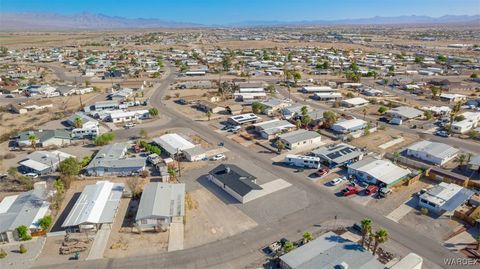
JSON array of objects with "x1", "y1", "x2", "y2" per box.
[
  {"x1": 283, "y1": 136, "x2": 322, "y2": 150},
  {"x1": 406, "y1": 149, "x2": 456, "y2": 165},
  {"x1": 184, "y1": 152, "x2": 207, "y2": 162},
  {"x1": 208, "y1": 175, "x2": 245, "y2": 203},
  {"x1": 418, "y1": 198, "x2": 443, "y2": 215},
  {"x1": 42, "y1": 137, "x2": 71, "y2": 147},
  {"x1": 136, "y1": 217, "x2": 170, "y2": 230},
  {"x1": 86, "y1": 165, "x2": 145, "y2": 176}
]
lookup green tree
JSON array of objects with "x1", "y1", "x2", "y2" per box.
[
  {"x1": 73, "y1": 117, "x2": 83, "y2": 128},
  {"x1": 167, "y1": 165, "x2": 177, "y2": 181},
  {"x1": 449, "y1": 101, "x2": 462, "y2": 134},
  {"x1": 377, "y1": 106, "x2": 387, "y2": 114},
  {"x1": 414, "y1": 56, "x2": 424, "y2": 63},
  {"x1": 16, "y1": 225, "x2": 32, "y2": 241},
  {"x1": 455, "y1": 154, "x2": 467, "y2": 168},
  {"x1": 471, "y1": 73, "x2": 478, "y2": 79},
  {"x1": 303, "y1": 232, "x2": 313, "y2": 243},
  {"x1": 206, "y1": 111, "x2": 212, "y2": 121},
  {"x1": 301, "y1": 106, "x2": 309, "y2": 117},
  {"x1": 360, "y1": 218, "x2": 372, "y2": 247},
  {"x1": 454, "y1": 115, "x2": 465, "y2": 122},
  {"x1": 251, "y1": 102, "x2": 265, "y2": 114},
  {"x1": 148, "y1": 107, "x2": 159, "y2": 117},
  {"x1": 53, "y1": 178, "x2": 64, "y2": 194},
  {"x1": 283, "y1": 241, "x2": 294, "y2": 252},
  {"x1": 423, "y1": 110, "x2": 433, "y2": 120},
  {"x1": 94, "y1": 133, "x2": 115, "y2": 146},
  {"x1": 222, "y1": 55, "x2": 232, "y2": 71},
  {"x1": 346, "y1": 92, "x2": 355, "y2": 98},
  {"x1": 430, "y1": 86, "x2": 440, "y2": 99},
  {"x1": 301, "y1": 115, "x2": 312, "y2": 128},
  {"x1": 437, "y1": 55, "x2": 447, "y2": 62},
  {"x1": 276, "y1": 140, "x2": 285, "y2": 153},
  {"x1": 293, "y1": 72, "x2": 301, "y2": 85},
  {"x1": 373, "y1": 229, "x2": 389, "y2": 255},
  {"x1": 322, "y1": 111, "x2": 337, "y2": 128},
  {"x1": 28, "y1": 134, "x2": 37, "y2": 150},
  {"x1": 266, "y1": 84, "x2": 275, "y2": 95},
  {"x1": 38, "y1": 215, "x2": 53, "y2": 231},
  {"x1": 59, "y1": 157, "x2": 81, "y2": 177},
  {"x1": 393, "y1": 151, "x2": 401, "y2": 164}
]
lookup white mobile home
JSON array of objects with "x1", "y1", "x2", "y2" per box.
[{"x1": 284, "y1": 155, "x2": 321, "y2": 169}]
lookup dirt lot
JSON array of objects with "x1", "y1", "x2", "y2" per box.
[
  {"x1": 349, "y1": 128, "x2": 418, "y2": 154},
  {"x1": 184, "y1": 187, "x2": 258, "y2": 248},
  {"x1": 104, "y1": 198, "x2": 169, "y2": 258}
]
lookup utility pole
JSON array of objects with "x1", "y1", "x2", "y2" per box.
[{"x1": 176, "y1": 148, "x2": 181, "y2": 178}]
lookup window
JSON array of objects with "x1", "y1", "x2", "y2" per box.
[{"x1": 141, "y1": 219, "x2": 147, "y2": 224}]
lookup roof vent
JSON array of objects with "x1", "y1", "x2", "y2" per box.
[
  {"x1": 225, "y1": 166, "x2": 231, "y2": 174},
  {"x1": 339, "y1": 262, "x2": 349, "y2": 269}
]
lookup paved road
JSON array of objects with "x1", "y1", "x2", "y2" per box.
[{"x1": 34, "y1": 65, "x2": 469, "y2": 269}]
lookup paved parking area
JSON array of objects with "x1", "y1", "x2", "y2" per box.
[
  {"x1": 386, "y1": 200, "x2": 416, "y2": 223},
  {"x1": 248, "y1": 178, "x2": 291, "y2": 201}
]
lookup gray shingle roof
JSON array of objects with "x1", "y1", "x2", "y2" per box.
[{"x1": 209, "y1": 164, "x2": 262, "y2": 196}]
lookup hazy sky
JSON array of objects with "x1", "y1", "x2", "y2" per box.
[{"x1": 1, "y1": 0, "x2": 478, "y2": 24}]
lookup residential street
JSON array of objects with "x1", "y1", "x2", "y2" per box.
[{"x1": 32, "y1": 64, "x2": 473, "y2": 269}]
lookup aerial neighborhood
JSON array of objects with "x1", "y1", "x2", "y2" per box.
[{"x1": 0, "y1": 8, "x2": 479, "y2": 269}]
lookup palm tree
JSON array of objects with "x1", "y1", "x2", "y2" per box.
[
  {"x1": 362, "y1": 108, "x2": 367, "y2": 120},
  {"x1": 360, "y1": 218, "x2": 372, "y2": 247},
  {"x1": 448, "y1": 101, "x2": 462, "y2": 134},
  {"x1": 373, "y1": 229, "x2": 389, "y2": 255},
  {"x1": 276, "y1": 140, "x2": 285, "y2": 154},
  {"x1": 455, "y1": 154, "x2": 467, "y2": 168},
  {"x1": 301, "y1": 106, "x2": 308, "y2": 117},
  {"x1": 73, "y1": 117, "x2": 83, "y2": 128},
  {"x1": 28, "y1": 134, "x2": 37, "y2": 150}
]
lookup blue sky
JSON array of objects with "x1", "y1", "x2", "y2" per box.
[{"x1": 1, "y1": 0, "x2": 478, "y2": 24}]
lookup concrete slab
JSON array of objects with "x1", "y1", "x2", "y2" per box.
[
  {"x1": 249, "y1": 179, "x2": 292, "y2": 201},
  {"x1": 379, "y1": 137, "x2": 404, "y2": 150},
  {"x1": 86, "y1": 227, "x2": 111, "y2": 260},
  {"x1": 350, "y1": 194, "x2": 373, "y2": 206},
  {"x1": 168, "y1": 217, "x2": 184, "y2": 252},
  {"x1": 444, "y1": 227, "x2": 480, "y2": 252},
  {"x1": 386, "y1": 203, "x2": 414, "y2": 223}
]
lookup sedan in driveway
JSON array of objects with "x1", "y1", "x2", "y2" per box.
[
  {"x1": 435, "y1": 130, "x2": 449, "y2": 137},
  {"x1": 341, "y1": 186, "x2": 360, "y2": 196},
  {"x1": 211, "y1": 154, "x2": 226, "y2": 161},
  {"x1": 329, "y1": 177, "x2": 345, "y2": 186}
]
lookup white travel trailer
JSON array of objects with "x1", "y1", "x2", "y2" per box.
[{"x1": 284, "y1": 154, "x2": 321, "y2": 169}]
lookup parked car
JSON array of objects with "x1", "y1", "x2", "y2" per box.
[
  {"x1": 211, "y1": 154, "x2": 226, "y2": 161},
  {"x1": 329, "y1": 177, "x2": 345, "y2": 186},
  {"x1": 341, "y1": 186, "x2": 360, "y2": 196},
  {"x1": 365, "y1": 185, "x2": 379, "y2": 196},
  {"x1": 435, "y1": 130, "x2": 449, "y2": 137},
  {"x1": 378, "y1": 187, "x2": 392, "y2": 198},
  {"x1": 313, "y1": 167, "x2": 330, "y2": 177},
  {"x1": 124, "y1": 122, "x2": 135, "y2": 129},
  {"x1": 25, "y1": 173, "x2": 39, "y2": 178},
  {"x1": 227, "y1": 126, "x2": 241, "y2": 132}
]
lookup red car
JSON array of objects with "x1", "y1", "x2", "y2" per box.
[
  {"x1": 341, "y1": 186, "x2": 360, "y2": 196},
  {"x1": 314, "y1": 167, "x2": 330, "y2": 177},
  {"x1": 365, "y1": 185, "x2": 379, "y2": 196}
]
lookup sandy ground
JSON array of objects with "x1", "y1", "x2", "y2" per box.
[
  {"x1": 349, "y1": 128, "x2": 418, "y2": 154},
  {"x1": 184, "y1": 188, "x2": 257, "y2": 249}
]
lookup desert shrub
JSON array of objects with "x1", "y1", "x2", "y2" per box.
[
  {"x1": 16, "y1": 225, "x2": 31, "y2": 241},
  {"x1": 0, "y1": 248, "x2": 7, "y2": 258},
  {"x1": 19, "y1": 244, "x2": 27, "y2": 254}
]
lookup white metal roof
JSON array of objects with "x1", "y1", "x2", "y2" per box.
[
  {"x1": 62, "y1": 181, "x2": 124, "y2": 227},
  {"x1": 153, "y1": 133, "x2": 195, "y2": 155},
  {"x1": 350, "y1": 158, "x2": 411, "y2": 185},
  {"x1": 342, "y1": 97, "x2": 369, "y2": 106}
]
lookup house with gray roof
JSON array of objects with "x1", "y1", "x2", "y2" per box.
[
  {"x1": 208, "y1": 164, "x2": 262, "y2": 203},
  {"x1": 277, "y1": 130, "x2": 321, "y2": 150},
  {"x1": 0, "y1": 182, "x2": 50, "y2": 242},
  {"x1": 135, "y1": 183, "x2": 185, "y2": 230},
  {"x1": 312, "y1": 143, "x2": 364, "y2": 168},
  {"x1": 254, "y1": 119, "x2": 296, "y2": 139},
  {"x1": 62, "y1": 181, "x2": 124, "y2": 232},
  {"x1": 386, "y1": 106, "x2": 423, "y2": 121},
  {"x1": 348, "y1": 157, "x2": 411, "y2": 187},
  {"x1": 17, "y1": 129, "x2": 72, "y2": 148},
  {"x1": 406, "y1": 140, "x2": 459, "y2": 165},
  {"x1": 84, "y1": 143, "x2": 146, "y2": 176},
  {"x1": 418, "y1": 182, "x2": 474, "y2": 215},
  {"x1": 18, "y1": 150, "x2": 75, "y2": 175},
  {"x1": 279, "y1": 231, "x2": 384, "y2": 269},
  {"x1": 468, "y1": 155, "x2": 480, "y2": 172}
]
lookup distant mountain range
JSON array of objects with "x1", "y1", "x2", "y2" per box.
[{"x1": 0, "y1": 12, "x2": 479, "y2": 30}]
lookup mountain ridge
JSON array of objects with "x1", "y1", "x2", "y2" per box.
[{"x1": 0, "y1": 12, "x2": 478, "y2": 30}]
